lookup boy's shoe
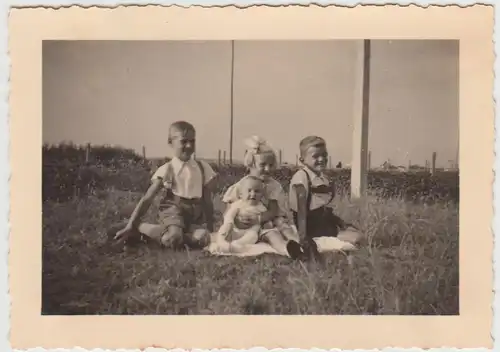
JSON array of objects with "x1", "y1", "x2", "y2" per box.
[{"x1": 302, "y1": 237, "x2": 322, "y2": 263}]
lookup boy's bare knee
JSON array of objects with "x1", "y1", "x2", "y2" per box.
[
  {"x1": 190, "y1": 228, "x2": 210, "y2": 248},
  {"x1": 161, "y1": 226, "x2": 183, "y2": 248}
]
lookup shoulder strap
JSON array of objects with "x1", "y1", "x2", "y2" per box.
[
  {"x1": 163, "y1": 162, "x2": 175, "y2": 187},
  {"x1": 301, "y1": 168, "x2": 312, "y2": 210},
  {"x1": 195, "y1": 160, "x2": 206, "y2": 189}
]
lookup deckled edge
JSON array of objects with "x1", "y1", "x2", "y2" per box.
[{"x1": 1, "y1": 1, "x2": 498, "y2": 352}]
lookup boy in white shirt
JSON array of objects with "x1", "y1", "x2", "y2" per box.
[
  {"x1": 112, "y1": 121, "x2": 217, "y2": 250},
  {"x1": 289, "y1": 136, "x2": 362, "y2": 258}
]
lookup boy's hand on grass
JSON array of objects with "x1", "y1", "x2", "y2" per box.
[{"x1": 114, "y1": 225, "x2": 134, "y2": 243}]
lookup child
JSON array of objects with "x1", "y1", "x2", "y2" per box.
[
  {"x1": 289, "y1": 136, "x2": 363, "y2": 257},
  {"x1": 111, "y1": 121, "x2": 217, "y2": 250},
  {"x1": 212, "y1": 176, "x2": 271, "y2": 253},
  {"x1": 222, "y1": 136, "x2": 303, "y2": 258}
]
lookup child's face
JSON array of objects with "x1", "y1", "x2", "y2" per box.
[
  {"x1": 302, "y1": 144, "x2": 328, "y2": 173},
  {"x1": 169, "y1": 129, "x2": 196, "y2": 161},
  {"x1": 250, "y1": 153, "x2": 276, "y2": 180},
  {"x1": 241, "y1": 179, "x2": 263, "y2": 205}
]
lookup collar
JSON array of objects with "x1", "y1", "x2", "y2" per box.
[
  {"x1": 170, "y1": 156, "x2": 195, "y2": 175},
  {"x1": 302, "y1": 166, "x2": 325, "y2": 181}
]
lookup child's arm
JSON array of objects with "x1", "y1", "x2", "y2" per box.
[
  {"x1": 259, "y1": 200, "x2": 279, "y2": 224},
  {"x1": 293, "y1": 183, "x2": 320, "y2": 257},
  {"x1": 201, "y1": 162, "x2": 218, "y2": 232},
  {"x1": 203, "y1": 182, "x2": 216, "y2": 232},
  {"x1": 115, "y1": 178, "x2": 163, "y2": 241},
  {"x1": 292, "y1": 183, "x2": 308, "y2": 243},
  {"x1": 217, "y1": 202, "x2": 239, "y2": 237}
]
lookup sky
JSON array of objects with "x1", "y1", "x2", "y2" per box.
[{"x1": 42, "y1": 40, "x2": 458, "y2": 168}]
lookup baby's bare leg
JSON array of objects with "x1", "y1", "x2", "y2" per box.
[{"x1": 231, "y1": 226, "x2": 259, "y2": 246}]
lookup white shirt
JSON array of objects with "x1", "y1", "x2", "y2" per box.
[
  {"x1": 151, "y1": 157, "x2": 216, "y2": 199},
  {"x1": 288, "y1": 167, "x2": 333, "y2": 211}
]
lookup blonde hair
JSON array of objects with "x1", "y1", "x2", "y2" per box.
[
  {"x1": 243, "y1": 136, "x2": 277, "y2": 168},
  {"x1": 168, "y1": 121, "x2": 196, "y2": 144}
]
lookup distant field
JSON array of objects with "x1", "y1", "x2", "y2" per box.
[{"x1": 41, "y1": 145, "x2": 459, "y2": 315}]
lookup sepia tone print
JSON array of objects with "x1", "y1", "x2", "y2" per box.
[{"x1": 42, "y1": 39, "x2": 459, "y2": 315}]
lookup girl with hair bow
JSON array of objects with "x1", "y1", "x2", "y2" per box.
[{"x1": 221, "y1": 136, "x2": 303, "y2": 258}]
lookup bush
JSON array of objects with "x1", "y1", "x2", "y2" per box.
[{"x1": 42, "y1": 145, "x2": 459, "y2": 205}]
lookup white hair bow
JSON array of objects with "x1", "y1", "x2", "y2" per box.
[{"x1": 244, "y1": 135, "x2": 270, "y2": 153}]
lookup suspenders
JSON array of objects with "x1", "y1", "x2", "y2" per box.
[
  {"x1": 301, "y1": 168, "x2": 313, "y2": 213},
  {"x1": 162, "y1": 159, "x2": 206, "y2": 196}
]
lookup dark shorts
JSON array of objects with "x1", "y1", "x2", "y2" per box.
[
  {"x1": 158, "y1": 195, "x2": 206, "y2": 233},
  {"x1": 292, "y1": 206, "x2": 345, "y2": 239}
]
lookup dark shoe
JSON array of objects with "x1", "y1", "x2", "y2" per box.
[
  {"x1": 303, "y1": 238, "x2": 322, "y2": 262},
  {"x1": 286, "y1": 240, "x2": 305, "y2": 260}
]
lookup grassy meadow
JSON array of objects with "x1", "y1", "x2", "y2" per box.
[{"x1": 42, "y1": 144, "x2": 459, "y2": 315}]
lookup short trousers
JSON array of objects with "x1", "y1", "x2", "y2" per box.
[
  {"x1": 158, "y1": 195, "x2": 207, "y2": 234},
  {"x1": 292, "y1": 206, "x2": 346, "y2": 239}
]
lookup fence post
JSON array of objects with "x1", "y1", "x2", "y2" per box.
[
  {"x1": 85, "y1": 143, "x2": 91, "y2": 163},
  {"x1": 431, "y1": 152, "x2": 437, "y2": 176},
  {"x1": 223, "y1": 150, "x2": 226, "y2": 165},
  {"x1": 367, "y1": 151, "x2": 371, "y2": 170},
  {"x1": 218, "y1": 150, "x2": 221, "y2": 166},
  {"x1": 279, "y1": 149, "x2": 282, "y2": 166}
]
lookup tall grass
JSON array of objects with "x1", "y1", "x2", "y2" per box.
[{"x1": 41, "y1": 145, "x2": 459, "y2": 315}]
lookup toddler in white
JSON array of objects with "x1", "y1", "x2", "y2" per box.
[{"x1": 212, "y1": 176, "x2": 271, "y2": 253}]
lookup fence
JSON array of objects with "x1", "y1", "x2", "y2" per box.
[{"x1": 44, "y1": 142, "x2": 457, "y2": 175}]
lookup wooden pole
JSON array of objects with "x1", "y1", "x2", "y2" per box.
[
  {"x1": 218, "y1": 150, "x2": 221, "y2": 166},
  {"x1": 367, "y1": 151, "x2": 371, "y2": 170},
  {"x1": 85, "y1": 143, "x2": 91, "y2": 163},
  {"x1": 279, "y1": 149, "x2": 282, "y2": 165},
  {"x1": 223, "y1": 150, "x2": 226, "y2": 164},
  {"x1": 351, "y1": 39, "x2": 371, "y2": 198},
  {"x1": 431, "y1": 151, "x2": 437, "y2": 175},
  {"x1": 296, "y1": 154, "x2": 298, "y2": 166},
  {"x1": 229, "y1": 40, "x2": 235, "y2": 165},
  {"x1": 142, "y1": 145, "x2": 146, "y2": 159}
]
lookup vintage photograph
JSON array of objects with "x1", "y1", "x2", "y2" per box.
[{"x1": 42, "y1": 39, "x2": 459, "y2": 316}]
